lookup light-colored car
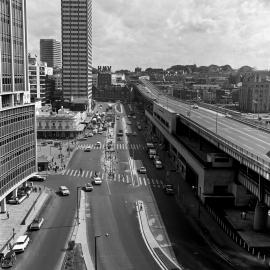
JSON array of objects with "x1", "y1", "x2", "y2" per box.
[
  {"x1": 154, "y1": 160, "x2": 163, "y2": 169},
  {"x1": 84, "y1": 183, "x2": 93, "y2": 191},
  {"x1": 95, "y1": 142, "x2": 101, "y2": 147},
  {"x1": 29, "y1": 175, "x2": 46, "y2": 181},
  {"x1": 58, "y1": 186, "x2": 70, "y2": 196},
  {"x1": 192, "y1": 104, "x2": 199, "y2": 109},
  {"x1": 88, "y1": 133, "x2": 93, "y2": 137},
  {"x1": 84, "y1": 146, "x2": 91, "y2": 152},
  {"x1": 92, "y1": 176, "x2": 102, "y2": 185},
  {"x1": 12, "y1": 235, "x2": 30, "y2": 253},
  {"x1": 29, "y1": 217, "x2": 44, "y2": 230},
  {"x1": 138, "y1": 166, "x2": 147, "y2": 174},
  {"x1": 93, "y1": 129, "x2": 97, "y2": 134}
]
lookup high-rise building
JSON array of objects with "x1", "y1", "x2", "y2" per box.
[
  {"x1": 0, "y1": 0, "x2": 37, "y2": 212},
  {"x1": 40, "y1": 39, "x2": 62, "y2": 69},
  {"x1": 61, "y1": 0, "x2": 92, "y2": 110},
  {"x1": 28, "y1": 55, "x2": 53, "y2": 104}
]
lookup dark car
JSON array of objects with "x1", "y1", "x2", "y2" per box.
[
  {"x1": 164, "y1": 184, "x2": 175, "y2": 195},
  {"x1": 29, "y1": 175, "x2": 46, "y2": 182},
  {"x1": 1, "y1": 250, "x2": 16, "y2": 268}
]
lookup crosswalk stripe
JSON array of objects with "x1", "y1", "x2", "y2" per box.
[
  {"x1": 151, "y1": 179, "x2": 155, "y2": 185},
  {"x1": 82, "y1": 171, "x2": 85, "y2": 177},
  {"x1": 70, "y1": 169, "x2": 74, "y2": 176},
  {"x1": 147, "y1": 179, "x2": 150, "y2": 185},
  {"x1": 143, "y1": 177, "x2": 147, "y2": 186},
  {"x1": 89, "y1": 171, "x2": 92, "y2": 178},
  {"x1": 85, "y1": 171, "x2": 89, "y2": 178},
  {"x1": 66, "y1": 169, "x2": 70, "y2": 175},
  {"x1": 126, "y1": 175, "x2": 129, "y2": 184},
  {"x1": 138, "y1": 177, "x2": 142, "y2": 185}
]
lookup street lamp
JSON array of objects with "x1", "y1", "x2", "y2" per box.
[
  {"x1": 95, "y1": 233, "x2": 109, "y2": 270},
  {"x1": 76, "y1": 186, "x2": 82, "y2": 224}
]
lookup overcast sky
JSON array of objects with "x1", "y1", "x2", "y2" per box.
[{"x1": 27, "y1": 0, "x2": 270, "y2": 71}]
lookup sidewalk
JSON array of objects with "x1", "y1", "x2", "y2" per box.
[
  {"x1": 0, "y1": 187, "x2": 50, "y2": 253},
  {"x1": 37, "y1": 139, "x2": 77, "y2": 175}
]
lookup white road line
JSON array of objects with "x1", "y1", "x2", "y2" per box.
[
  {"x1": 138, "y1": 177, "x2": 142, "y2": 185},
  {"x1": 118, "y1": 174, "x2": 121, "y2": 181},
  {"x1": 89, "y1": 171, "x2": 92, "y2": 178},
  {"x1": 82, "y1": 171, "x2": 85, "y2": 177},
  {"x1": 143, "y1": 177, "x2": 147, "y2": 186},
  {"x1": 151, "y1": 179, "x2": 155, "y2": 185},
  {"x1": 101, "y1": 173, "x2": 104, "y2": 179},
  {"x1": 126, "y1": 175, "x2": 129, "y2": 184},
  {"x1": 70, "y1": 169, "x2": 74, "y2": 176},
  {"x1": 147, "y1": 179, "x2": 150, "y2": 185},
  {"x1": 155, "y1": 179, "x2": 159, "y2": 185},
  {"x1": 65, "y1": 169, "x2": 70, "y2": 175},
  {"x1": 85, "y1": 171, "x2": 88, "y2": 178}
]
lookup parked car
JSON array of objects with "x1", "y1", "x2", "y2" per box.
[
  {"x1": 29, "y1": 217, "x2": 44, "y2": 230},
  {"x1": 88, "y1": 133, "x2": 93, "y2": 137},
  {"x1": 132, "y1": 132, "x2": 137, "y2": 136},
  {"x1": 1, "y1": 250, "x2": 16, "y2": 268},
  {"x1": 84, "y1": 183, "x2": 93, "y2": 191},
  {"x1": 29, "y1": 175, "x2": 46, "y2": 182},
  {"x1": 12, "y1": 235, "x2": 30, "y2": 253},
  {"x1": 58, "y1": 186, "x2": 70, "y2": 196},
  {"x1": 7, "y1": 194, "x2": 27, "y2": 205},
  {"x1": 154, "y1": 160, "x2": 163, "y2": 169},
  {"x1": 92, "y1": 176, "x2": 102, "y2": 185},
  {"x1": 164, "y1": 184, "x2": 175, "y2": 195}
]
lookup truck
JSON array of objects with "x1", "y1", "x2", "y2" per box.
[{"x1": 135, "y1": 160, "x2": 147, "y2": 174}]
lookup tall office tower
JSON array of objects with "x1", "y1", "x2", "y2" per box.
[
  {"x1": 61, "y1": 0, "x2": 92, "y2": 110},
  {"x1": 40, "y1": 39, "x2": 62, "y2": 69},
  {"x1": 0, "y1": 0, "x2": 36, "y2": 212}
]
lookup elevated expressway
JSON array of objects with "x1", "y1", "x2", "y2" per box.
[{"x1": 132, "y1": 79, "x2": 270, "y2": 222}]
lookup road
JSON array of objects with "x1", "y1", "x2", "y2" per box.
[
  {"x1": 13, "y1": 101, "x2": 245, "y2": 270},
  {"x1": 138, "y1": 79, "x2": 270, "y2": 167}
]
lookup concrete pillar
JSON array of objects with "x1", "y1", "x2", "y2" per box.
[
  {"x1": 254, "y1": 201, "x2": 268, "y2": 231},
  {"x1": 13, "y1": 188, "x2": 18, "y2": 197},
  {"x1": 1, "y1": 198, "x2": 7, "y2": 213}
]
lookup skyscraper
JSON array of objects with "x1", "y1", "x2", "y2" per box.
[
  {"x1": 0, "y1": 0, "x2": 36, "y2": 212},
  {"x1": 40, "y1": 39, "x2": 62, "y2": 69},
  {"x1": 61, "y1": 0, "x2": 92, "y2": 110}
]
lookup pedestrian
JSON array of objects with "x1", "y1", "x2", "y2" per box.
[{"x1": 6, "y1": 211, "x2": 9, "y2": 219}]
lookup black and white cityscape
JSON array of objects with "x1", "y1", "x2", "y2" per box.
[{"x1": 1, "y1": 0, "x2": 270, "y2": 269}]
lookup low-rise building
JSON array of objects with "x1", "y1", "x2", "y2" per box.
[{"x1": 36, "y1": 106, "x2": 86, "y2": 139}]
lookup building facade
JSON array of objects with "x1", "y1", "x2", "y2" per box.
[
  {"x1": 28, "y1": 55, "x2": 53, "y2": 104},
  {"x1": 61, "y1": 0, "x2": 92, "y2": 109},
  {"x1": 0, "y1": 0, "x2": 36, "y2": 212},
  {"x1": 40, "y1": 39, "x2": 62, "y2": 69},
  {"x1": 240, "y1": 72, "x2": 270, "y2": 113}
]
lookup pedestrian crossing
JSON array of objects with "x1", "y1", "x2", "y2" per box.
[
  {"x1": 77, "y1": 143, "x2": 146, "y2": 150},
  {"x1": 62, "y1": 169, "x2": 164, "y2": 188}
]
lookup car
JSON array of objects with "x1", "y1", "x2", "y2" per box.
[
  {"x1": 154, "y1": 160, "x2": 163, "y2": 169},
  {"x1": 132, "y1": 115, "x2": 136, "y2": 119},
  {"x1": 12, "y1": 235, "x2": 30, "y2": 253},
  {"x1": 41, "y1": 142, "x2": 47, "y2": 146},
  {"x1": 137, "y1": 125, "x2": 142, "y2": 130},
  {"x1": 138, "y1": 166, "x2": 147, "y2": 174},
  {"x1": 127, "y1": 115, "x2": 131, "y2": 118},
  {"x1": 88, "y1": 133, "x2": 93, "y2": 137},
  {"x1": 95, "y1": 142, "x2": 101, "y2": 147},
  {"x1": 164, "y1": 184, "x2": 175, "y2": 195},
  {"x1": 84, "y1": 183, "x2": 93, "y2": 191},
  {"x1": 92, "y1": 176, "x2": 102, "y2": 185},
  {"x1": 132, "y1": 132, "x2": 137, "y2": 136},
  {"x1": 84, "y1": 146, "x2": 91, "y2": 152},
  {"x1": 7, "y1": 194, "x2": 27, "y2": 205},
  {"x1": 192, "y1": 104, "x2": 199, "y2": 109},
  {"x1": 1, "y1": 250, "x2": 16, "y2": 268},
  {"x1": 46, "y1": 140, "x2": 53, "y2": 144},
  {"x1": 58, "y1": 186, "x2": 70, "y2": 196},
  {"x1": 116, "y1": 116, "x2": 120, "y2": 120},
  {"x1": 98, "y1": 130, "x2": 103, "y2": 134},
  {"x1": 29, "y1": 217, "x2": 44, "y2": 230},
  {"x1": 29, "y1": 175, "x2": 46, "y2": 182},
  {"x1": 79, "y1": 137, "x2": 87, "y2": 141},
  {"x1": 93, "y1": 129, "x2": 97, "y2": 134}
]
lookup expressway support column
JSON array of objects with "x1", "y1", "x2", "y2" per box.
[
  {"x1": 0, "y1": 197, "x2": 7, "y2": 213},
  {"x1": 253, "y1": 176, "x2": 268, "y2": 231},
  {"x1": 12, "y1": 188, "x2": 18, "y2": 197}
]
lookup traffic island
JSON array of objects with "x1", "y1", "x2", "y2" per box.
[{"x1": 62, "y1": 243, "x2": 87, "y2": 270}]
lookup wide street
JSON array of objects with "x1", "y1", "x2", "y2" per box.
[{"x1": 12, "y1": 101, "x2": 239, "y2": 270}]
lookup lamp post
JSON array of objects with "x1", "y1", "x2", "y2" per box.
[
  {"x1": 76, "y1": 186, "x2": 82, "y2": 224},
  {"x1": 215, "y1": 112, "x2": 218, "y2": 134},
  {"x1": 95, "y1": 233, "x2": 109, "y2": 270}
]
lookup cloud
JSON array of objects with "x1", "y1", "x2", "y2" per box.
[{"x1": 27, "y1": 0, "x2": 270, "y2": 70}]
